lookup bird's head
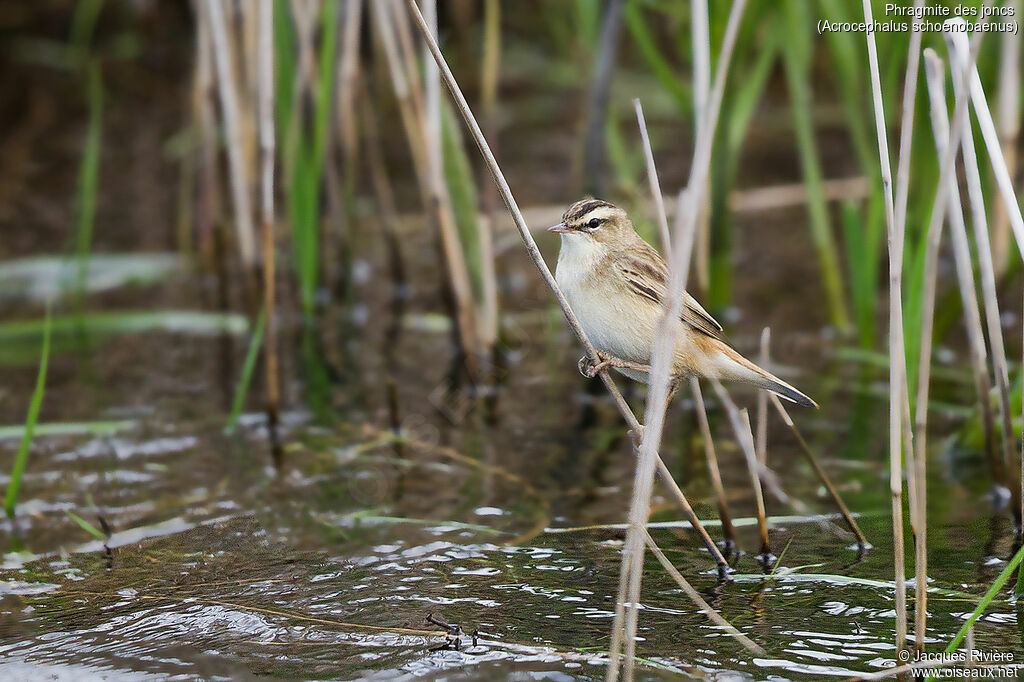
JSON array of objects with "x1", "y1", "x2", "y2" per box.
[{"x1": 547, "y1": 199, "x2": 634, "y2": 248}]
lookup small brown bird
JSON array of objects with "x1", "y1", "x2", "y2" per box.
[{"x1": 549, "y1": 198, "x2": 817, "y2": 408}]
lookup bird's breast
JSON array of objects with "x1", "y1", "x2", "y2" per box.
[{"x1": 556, "y1": 256, "x2": 661, "y2": 365}]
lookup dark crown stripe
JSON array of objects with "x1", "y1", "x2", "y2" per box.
[{"x1": 564, "y1": 199, "x2": 614, "y2": 223}]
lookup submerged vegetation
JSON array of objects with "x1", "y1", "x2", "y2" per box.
[{"x1": 1, "y1": 0, "x2": 1024, "y2": 679}]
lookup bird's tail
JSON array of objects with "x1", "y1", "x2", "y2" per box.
[{"x1": 714, "y1": 345, "x2": 818, "y2": 408}]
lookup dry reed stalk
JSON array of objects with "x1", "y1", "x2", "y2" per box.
[
  {"x1": 895, "y1": 8, "x2": 995, "y2": 653},
  {"x1": 769, "y1": 394, "x2": 867, "y2": 546},
  {"x1": 370, "y1": 2, "x2": 428, "y2": 186},
  {"x1": 755, "y1": 327, "x2": 769, "y2": 466},
  {"x1": 617, "y1": 189, "x2": 700, "y2": 679},
  {"x1": 891, "y1": 6, "x2": 929, "y2": 652},
  {"x1": 948, "y1": 21, "x2": 1024, "y2": 264},
  {"x1": 643, "y1": 531, "x2": 763, "y2": 654},
  {"x1": 419, "y1": 0, "x2": 481, "y2": 376},
  {"x1": 712, "y1": 382, "x2": 771, "y2": 558},
  {"x1": 193, "y1": 1, "x2": 221, "y2": 260},
  {"x1": 257, "y1": 0, "x2": 280, "y2": 465},
  {"x1": 690, "y1": 377, "x2": 736, "y2": 550},
  {"x1": 236, "y1": 0, "x2": 258, "y2": 178},
  {"x1": 992, "y1": 3, "x2": 1021, "y2": 276},
  {"x1": 734, "y1": 408, "x2": 835, "y2": 538},
  {"x1": 923, "y1": 49, "x2": 999, "y2": 497},
  {"x1": 402, "y1": 1, "x2": 730, "y2": 590},
  {"x1": 337, "y1": 0, "x2": 364, "y2": 198},
  {"x1": 893, "y1": 18, "x2": 926, "y2": 595},
  {"x1": 613, "y1": 1, "x2": 748, "y2": 672},
  {"x1": 944, "y1": 23, "x2": 1018, "y2": 499},
  {"x1": 388, "y1": 0, "x2": 428, "y2": 116},
  {"x1": 477, "y1": 0, "x2": 502, "y2": 353},
  {"x1": 239, "y1": 0, "x2": 259, "y2": 102},
  {"x1": 203, "y1": 0, "x2": 257, "y2": 267},
  {"x1": 860, "y1": 0, "x2": 910, "y2": 651},
  {"x1": 634, "y1": 100, "x2": 671, "y2": 252},
  {"x1": 691, "y1": 0, "x2": 711, "y2": 294}
]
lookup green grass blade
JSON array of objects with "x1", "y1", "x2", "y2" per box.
[
  {"x1": 442, "y1": 102, "x2": 483, "y2": 297},
  {"x1": 623, "y1": 1, "x2": 690, "y2": 114},
  {"x1": 69, "y1": 0, "x2": 104, "y2": 60},
  {"x1": 66, "y1": 511, "x2": 106, "y2": 541},
  {"x1": 274, "y1": 0, "x2": 296, "y2": 148},
  {"x1": 285, "y1": 1, "x2": 338, "y2": 319},
  {"x1": 311, "y1": 0, "x2": 338, "y2": 173},
  {"x1": 5, "y1": 306, "x2": 52, "y2": 519},
  {"x1": 73, "y1": 61, "x2": 103, "y2": 316},
  {"x1": 225, "y1": 311, "x2": 266, "y2": 435},
  {"x1": 781, "y1": 0, "x2": 850, "y2": 332},
  {"x1": 925, "y1": 543, "x2": 1024, "y2": 681}
]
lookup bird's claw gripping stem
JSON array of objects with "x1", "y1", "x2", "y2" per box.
[{"x1": 577, "y1": 353, "x2": 651, "y2": 378}]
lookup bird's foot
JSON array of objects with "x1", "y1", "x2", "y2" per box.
[
  {"x1": 666, "y1": 374, "x2": 685, "y2": 404},
  {"x1": 577, "y1": 353, "x2": 651, "y2": 378}
]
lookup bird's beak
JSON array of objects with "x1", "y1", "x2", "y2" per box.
[{"x1": 547, "y1": 222, "x2": 571, "y2": 233}]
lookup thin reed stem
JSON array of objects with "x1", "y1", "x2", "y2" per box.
[
  {"x1": 992, "y1": 3, "x2": 1021, "y2": 276},
  {"x1": 619, "y1": 189, "x2": 700, "y2": 679},
  {"x1": 691, "y1": 0, "x2": 711, "y2": 294},
  {"x1": 713, "y1": 382, "x2": 771, "y2": 558},
  {"x1": 947, "y1": 22, "x2": 1024, "y2": 527},
  {"x1": 944, "y1": 21, "x2": 1018, "y2": 505},
  {"x1": 193, "y1": 3, "x2": 220, "y2": 260},
  {"x1": 478, "y1": 0, "x2": 502, "y2": 352},
  {"x1": 770, "y1": 394, "x2": 868, "y2": 547},
  {"x1": 634, "y1": 100, "x2": 671, "y2": 253},
  {"x1": 690, "y1": 377, "x2": 736, "y2": 551},
  {"x1": 258, "y1": 0, "x2": 280, "y2": 465},
  {"x1": 612, "y1": 2, "x2": 749, "y2": 674},
  {"x1": 861, "y1": 0, "x2": 909, "y2": 650},
  {"x1": 336, "y1": 0, "x2": 363, "y2": 201},
  {"x1": 643, "y1": 532, "x2": 763, "y2": 654},
  {"x1": 755, "y1": 327, "x2": 769, "y2": 466},
  {"x1": 892, "y1": 4, "x2": 927, "y2": 651},
  {"x1": 923, "y1": 49, "x2": 999, "y2": 501}
]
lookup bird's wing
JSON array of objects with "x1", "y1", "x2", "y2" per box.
[{"x1": 615, "y1": 243, "x2": 724, "y2": 341}]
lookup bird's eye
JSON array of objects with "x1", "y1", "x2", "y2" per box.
[{"x1": 587, "y1": 218, "x2": 601, "y2": 229}]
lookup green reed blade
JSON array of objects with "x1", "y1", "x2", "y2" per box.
[
  {"x1": 69, "y1": 0, "x2": 104, "y2": 60},
  {"x1": 4, "y1": 306, "x2": 52, "y2": 519},
  {"x1": 225, "y1": 311, "x2": 266, "y2": 435}
]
